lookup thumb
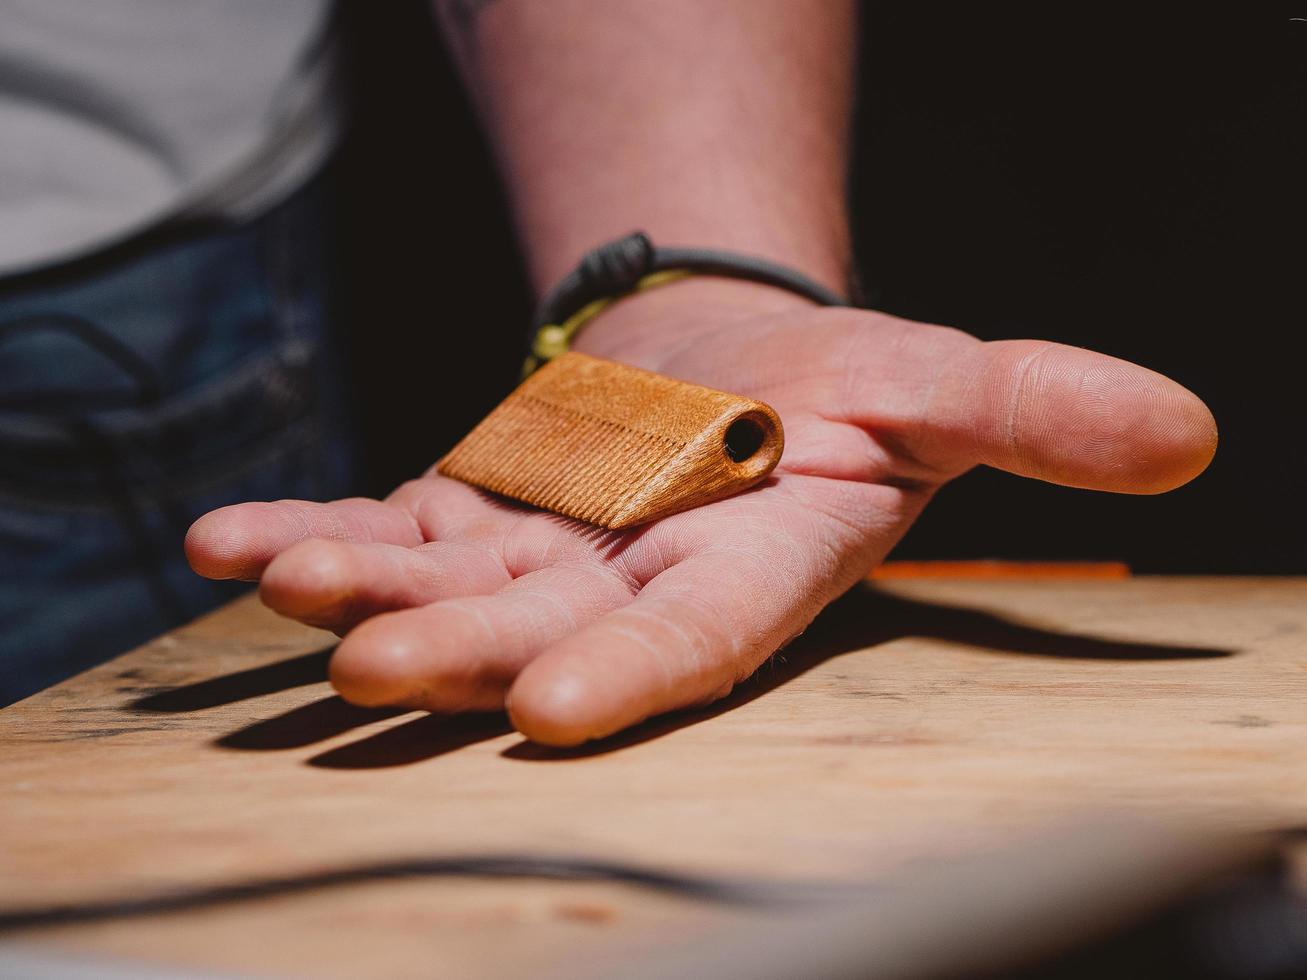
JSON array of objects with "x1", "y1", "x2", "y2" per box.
[{"x1": 917, "y1": 339, "x2": 1217, "y2": 494}]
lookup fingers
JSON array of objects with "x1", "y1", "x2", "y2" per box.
[
  {"x1": 506, "y1": 545, "x2": 826, "y2": 747},
  {"x1": 185, "y1": 498, "x2": 424, "y2": 581},
  {"x1": 914, "y1": 336, "x2": 1217, "y2": 493},
  {"x1": 328, "y1": 562, "x2": 638, "y2": 713},
  {"x1": 258, "y1": 540, "x2": 513, "y2": 633}
]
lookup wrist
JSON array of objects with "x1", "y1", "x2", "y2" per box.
[{"x1": 569, "y1": 276, "x2": 822, "y2": 366}]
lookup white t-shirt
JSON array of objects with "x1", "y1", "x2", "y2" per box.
[{"x1": 0, "y1": 0, "x2": 341, "y2": 275}]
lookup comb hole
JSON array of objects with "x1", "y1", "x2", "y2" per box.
[{"x1": 724, "y1": 417, "x2": 766, "y2": 463}]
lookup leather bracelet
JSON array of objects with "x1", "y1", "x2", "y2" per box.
[{"x1": 524, "y1": 231, "x2": 852, "y2": 376}]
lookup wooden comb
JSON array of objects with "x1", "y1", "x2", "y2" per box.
[{"x1": 437, "y1": 352, "x2": 784, "y2": 529}]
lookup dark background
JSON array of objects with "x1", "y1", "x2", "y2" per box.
[{"x1": 336, "y1": 4, "x2": 1305, "y2": 573}]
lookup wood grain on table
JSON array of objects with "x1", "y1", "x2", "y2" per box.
[{"x1": 1, "y1": 577, "x2": 1303, "y2": 977}]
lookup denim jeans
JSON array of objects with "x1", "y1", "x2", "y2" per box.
[{"x1": 0, "y1": 174, "x2": 356, "y2": 705}]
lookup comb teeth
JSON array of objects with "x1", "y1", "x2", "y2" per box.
[
  {"x1": 440, "y1": 395, "x2": 685, "y2": 526},
  {"x1": 436, "y1": 353, "x2": 784, "y2": 529}
]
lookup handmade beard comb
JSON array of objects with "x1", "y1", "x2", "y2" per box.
[{"x1": 437, "y1": 352, "x2": 784, "y2": 529}]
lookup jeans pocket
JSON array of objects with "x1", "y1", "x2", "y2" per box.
[
  {"x1": 0, "y1": 334, "x2": 355, "y2": 705},
  {"x1": 0, "y1": 335, "x2": 345, "y2": 509}
]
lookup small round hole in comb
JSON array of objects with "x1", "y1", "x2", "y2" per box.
[{"x1": 724, "y1": 417, "x2": 766, "y2": 463}]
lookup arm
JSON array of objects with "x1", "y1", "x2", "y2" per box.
[
  {"x1": 187, "y1": 2, "x2": 1217, "y2": 745},
  {"x1": 436, "y1": 0, "x2": 854, "y2": 298}
]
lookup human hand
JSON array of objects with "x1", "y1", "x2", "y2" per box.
[{"x1": 186, "y1": 280, "x2": 1216, "y2": 745}]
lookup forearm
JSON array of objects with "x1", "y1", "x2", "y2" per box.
[{"x1": 435, "y1": 0, "x2": 857, "y2": 299}]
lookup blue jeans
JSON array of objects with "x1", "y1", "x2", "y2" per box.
[{"x1": 0, "y1": 175, "x2": 356, "y2": 705}]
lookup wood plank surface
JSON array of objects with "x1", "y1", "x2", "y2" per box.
[{"x1": 1, "y1": 577, "x2": 1304, "y2": 977}]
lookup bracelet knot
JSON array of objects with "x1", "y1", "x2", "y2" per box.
[{"x1": 577, "y1": 231, "x2": 655, "y2": 296}]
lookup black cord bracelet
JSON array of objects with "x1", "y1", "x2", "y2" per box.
[{"x1": 525, "y1": 231, "x2": 852, "y2": 375}]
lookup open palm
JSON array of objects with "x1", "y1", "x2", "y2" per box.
[{"x1": 187, "y1": 302, "x2": 1215, "y2": 745}]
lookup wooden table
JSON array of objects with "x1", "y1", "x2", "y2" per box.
[{"x1": 1, "y1": 576, "x2": 1304, "y2": 977}]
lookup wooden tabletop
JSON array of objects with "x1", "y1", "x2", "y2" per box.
[{"x1": 1, "y1": 576, "x2": 1304, "y2": 977}]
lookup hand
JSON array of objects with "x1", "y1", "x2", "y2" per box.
[{"x1": 186, "y1": 280, "x2": 1216, "y2": 745}]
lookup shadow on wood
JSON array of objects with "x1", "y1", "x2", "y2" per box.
[
  {"x1": 305, "y1": 712, "x2": 513, "y2": 769},
  {"x1": 128, "y1": 647, "x2": 335, "y2": 713},
  {"x1": 215, "y1": 696, "x2": 409, "y2": 750}
]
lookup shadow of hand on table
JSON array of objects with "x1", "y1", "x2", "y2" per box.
[
  {"x1": 504, "y1": 585, "x2": 1234, "y2": 761},
  {"x1": 214, "y1": 696, "x2": 408, "y2": 750},
  {"x1": 128, "y1": 644, "x2": 512, "y2": 768},
  {"x1": 130, "y1": 586, "x2": 1233, "y2": 767},
  {"x1": 212, "y1": 700, "x2": 511, "y2": 768},
  {"x1": 129, "y1": 648, "x2": 334, "y2": 712}
]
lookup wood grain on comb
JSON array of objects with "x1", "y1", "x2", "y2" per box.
[{"x1": 437, "y1": 352, "x2": 784, "y2": 529}]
